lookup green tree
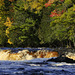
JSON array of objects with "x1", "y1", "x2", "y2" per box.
[
  {"x1": 15, "y1": 0, "x2": 47, "y2": 14},
  {"x1": 38, "y1": 7, "x2": 53, "y2": 45},
  {"x1": 49, "y1": 1, "x2": 75, "y2": 47},
  {"x1": 0, "y1": 0, "x2": 8, "y2": 46},
  {"x1": 0, "y1": 17, "x2": 8, "y2": 46},
  {"x1": 39, "y1": 0, "x2": 75, "y2": 47},
  {"x1": 5, "y1": 0, "x2": 43, "y2": 47}
]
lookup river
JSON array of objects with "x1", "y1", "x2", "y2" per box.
[{"x1": 0, "y1": 47, "x2": 75, "y2": 75}]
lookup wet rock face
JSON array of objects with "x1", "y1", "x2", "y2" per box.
[
  {"x1": 65, "y1": 49, "x2": 75, "y2": 60},
  {"x1": 47, "y1": 57, "x2": 75, "y2": 63},
  {"x1": 54, "y1": 48, "x2": 75, "y2": 60}
]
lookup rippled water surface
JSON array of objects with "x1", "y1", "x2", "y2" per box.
[
  {"x1": 0, "y1": 60, "x2": 75, "y2": 75},
  {"x1": 0, "y1": 47, "x2": 75, "y2": 75}
]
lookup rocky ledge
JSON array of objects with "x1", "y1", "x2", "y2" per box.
[
  {"x1": 54, "y1": 48, "x2": 75, "y2": 60},
  {"x1": 47, "y1": 56, "x2": 75, "y2": 63}
]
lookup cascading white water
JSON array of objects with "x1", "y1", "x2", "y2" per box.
[{"x1": 0, "y1": 49, "x2": 59, "y2": 61}]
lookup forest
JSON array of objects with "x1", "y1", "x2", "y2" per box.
[{"x1": 0, "y1": 0, "x2": 75, "y2": 48}]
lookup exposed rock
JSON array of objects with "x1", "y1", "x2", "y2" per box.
[
  {"x1": 47, "y1": 56, "x2": 75, "y2": 63},
  {"x1": 54, "y1": 48, "x2": 75, "y2": 60}
]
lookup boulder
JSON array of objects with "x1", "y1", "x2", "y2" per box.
[{"x1": 47, "y1": 56, "x2": 75, "y2": 63}]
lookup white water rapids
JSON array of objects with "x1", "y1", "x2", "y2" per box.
[{"x1": 0, "y1": 47, "x2": 75, "y2": 75}]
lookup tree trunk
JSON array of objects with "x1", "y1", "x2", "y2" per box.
[{"x1": 69, "y1": 40, "x2": 71, "y2": 48}]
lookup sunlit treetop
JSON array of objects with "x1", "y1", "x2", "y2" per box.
[
  {"x1": 4, "y1": 17, "x2": 13, "y2": 44},
  {"x1": 4, "y1": 17, "x2": 13, "y2": 27},
  {"x1": 19, "y1": 0, "x2": 47, "y2": 14},
  {"x1": 45, "y1": 0, "x2": 55, "y2": 7},
  {"x1": 44, "y1": 0, "x2": 67, "y2": 17}
]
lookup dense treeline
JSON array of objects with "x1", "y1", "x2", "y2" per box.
[{"x1": 0, "y1": 0, "x2": 75, "y2": 48}]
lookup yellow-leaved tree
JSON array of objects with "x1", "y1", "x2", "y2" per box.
[
  {"x1": 16, "y1": 0, "x2": 47, "y2": 14},
  {"x1": 4, "y1": 17, "x2": 13, "y2": 44}
]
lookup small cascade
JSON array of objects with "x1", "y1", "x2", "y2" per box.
[
  {"x1": 0, "y1": 48, "x2": 75, "y2": 61},
  {"x1": 0, "y1": 49, "x2": 59, "y2": 61}
]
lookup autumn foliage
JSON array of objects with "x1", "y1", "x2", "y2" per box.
[
  {"x1": 0, "y1": 0, "x2": 75, "y2": 48},
  {"x1": 45, "y1": 0, "x2": 65, "y2": 17},
  {"x1": 50, "y1": 10, "x2": 64, "y2": 17},
  {"x1": 45, "y1": 0, "x2": 55, "y2": 7}
]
